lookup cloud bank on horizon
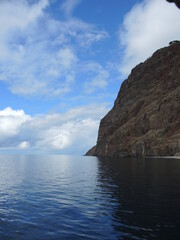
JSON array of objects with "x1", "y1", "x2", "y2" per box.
[
  {"x1": 0, "y1": 105, "x2": 108, "y2": 154},
  {"x1": 0, "y1": 0, "x2": 179, "y2": 154}
]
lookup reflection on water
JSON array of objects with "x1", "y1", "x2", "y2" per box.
[
  {"x1": 0, "y1": 155, "x2": 180, "y2": 239},
  {"x1": 97, "y1": 157, "x2": 180, "y2": 239}
]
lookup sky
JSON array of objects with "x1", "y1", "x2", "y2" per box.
[{"x1": 0, "y1": 0, "x2": 180, "y2": 155}]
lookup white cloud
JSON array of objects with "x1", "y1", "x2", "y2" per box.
[
  {"x1": 19, "y1": 141, "x2": 30, "y2": 149},
  {"x1": 61, "y1": 0, "x2": 81, "y2": 17},
  {"x1": 36, "y1": 119, "x2": 98, "y2": 152},
  {"x1": 0, "y1": 105, "x2": 109, "y2": 154},
  {"x1": 119, "y1": 0, "x2": 180, "y2": 75},
  {"x1": 0, "y1": 107, "x2": 31, "y2": 142},
  {"x1": 0, "y1": 0, "x2": 49, "y2": 61},
  {"x1": 57, "y1": 48, "x2": 77, "y2": 69},
  {"x1": 0, "y1": 0, "x2": 108, "y2": 97},
  {"x1": 49, "y1": 18, "x2": 108, "y2": 47},
  {"x1": 83, "y1": 63, "x2": 109, "y2": 94}
]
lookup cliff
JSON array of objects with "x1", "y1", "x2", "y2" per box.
[
  {"x1": 86, "y1": 41, "x2": 180, "y2": 157},
  {"x1": 167, "y1": 0, "x2": 180, "y2": 8}
]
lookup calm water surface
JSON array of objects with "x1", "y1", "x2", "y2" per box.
[{"x1": 0, "y1": 155, "x2": 180, "y2": 239}]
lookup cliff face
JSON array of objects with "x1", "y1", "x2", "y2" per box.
[{"x1": 86, "y1": 42, "x2": 180, "y2": 157}]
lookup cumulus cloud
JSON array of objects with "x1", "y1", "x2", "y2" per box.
[
  {"x1": 0, "y1": 0, "x2": 108, "y2": 97},
  {"x1": 0, "y1": 105, "x2": 109, "y2": 154},
  {"x1": 0, "y1": 107, "x2": 31, "y2": 148},
  {"x1": 119, "y1": 0, "x2": 180, "y2": 75}
]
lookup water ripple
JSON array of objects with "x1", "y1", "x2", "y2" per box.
[{"x1": 0, "y1": 155, "x2": 180, "y2": 239}]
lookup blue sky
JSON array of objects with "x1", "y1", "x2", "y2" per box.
[{"x1": 0, "y1": 0, "x2": 180, "y2": 155}]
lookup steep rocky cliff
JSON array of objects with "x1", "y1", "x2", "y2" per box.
[{"x1": 86, "y1": 42, "x2": 180, "y2": 157}]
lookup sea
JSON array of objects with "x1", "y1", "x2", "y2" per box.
[{"x1": 0, "y1": 154, "x2": 180, "y2": 240}]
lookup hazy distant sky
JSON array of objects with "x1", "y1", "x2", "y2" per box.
[{"x1": 0, "y1": 0, "x2": 180, "y2": 155}]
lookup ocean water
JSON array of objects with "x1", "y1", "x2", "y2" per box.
[{"x1": 0, "y1": 155, "x2": 179, "y2": 240}]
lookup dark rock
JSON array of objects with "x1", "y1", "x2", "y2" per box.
[
  {"x1": 86, "y1": 41, "x2": 180, "y2": 157},
  {"x1": 167, "y1": 0, "x2": 180, "y2": 8}
]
